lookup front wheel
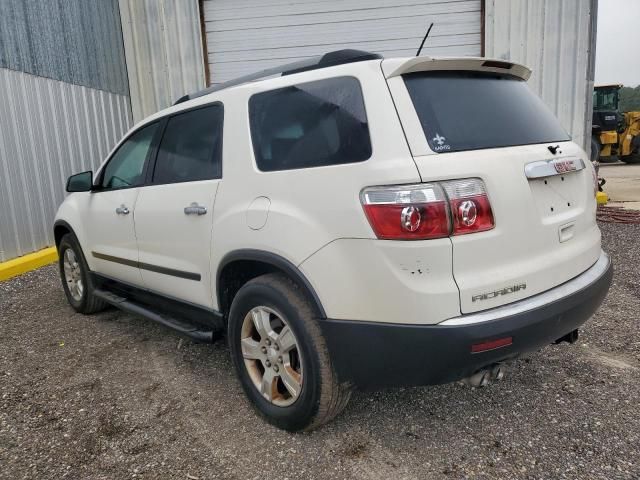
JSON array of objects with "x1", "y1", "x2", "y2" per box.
[
  {"x1": 228, "y1": 273, "x2": 351, "y2": 431},
  {"x1": 58, "y1": 233, "x2": 107, "y2": 314}
]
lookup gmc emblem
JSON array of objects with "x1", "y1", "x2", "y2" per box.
[
  {"x1": 553, "y1": 159, "x2": 576, "y2": 174},
  {"x1": 472, "y1": 283, "x2": 527, "y2": 302}
]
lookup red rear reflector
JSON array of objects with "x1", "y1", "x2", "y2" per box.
[{"x1": 471, "y1": 337, "x2": 513, "y2": 353}]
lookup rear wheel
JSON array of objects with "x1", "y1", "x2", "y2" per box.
[
  {"x1": 58, "y1": 233, "x2": 107, "y2": 314},
  {"x1": 228, "y1": 273, "x2": 351, "y2": 431}
]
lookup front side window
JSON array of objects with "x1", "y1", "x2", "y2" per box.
[
  {"x1": 153, "y1": 105, "x2": 224, "y2": 184},
  {"x1": 403, "y1": 71, "x2": 570, "y2": 153},
  {"x1": 101, "y1": 122, "x2": 159, "y2": 189},
  {"x1": 249, "y1": 77, "x2": 372, "y2": 172}
]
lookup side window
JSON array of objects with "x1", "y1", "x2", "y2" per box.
[
  {"x1": 249, "y1": 77, "x2": 372, "y2": 172},
  {"x1": 152, "y1": 105, "x2": 223, "y2": 184},
  {"x1": 101, "y1": 122, "x2": 159, "y2": 189}
]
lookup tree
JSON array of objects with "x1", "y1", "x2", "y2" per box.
[{"x1": 619, "y1": 85, "x2": 640, "y2": 112}]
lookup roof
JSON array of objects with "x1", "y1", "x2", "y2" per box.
[
  {"x1": 175, "y1": 49, "x2": 381, "y2": 105},
  {"x1": 174, "y1": 49, "x2": 532, "y2": 106}
]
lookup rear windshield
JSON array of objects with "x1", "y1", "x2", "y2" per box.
[{"x1": 403, "y1": 71, "x2": 570, "y2": 153}]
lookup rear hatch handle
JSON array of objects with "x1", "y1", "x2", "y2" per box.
[{"x1": 524, "y1": 157, "x2": 585, "y2": 179}]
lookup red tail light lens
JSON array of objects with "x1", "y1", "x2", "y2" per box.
[
  {"x1": 361, "y1": 178, "x2": 494, "y2": 240},
  {"x1": 441, "y1": 179, "x2": 495, "y2": 235},
  {"x1": 360, "y1": 184, "x2": 450, "y2": 240}
]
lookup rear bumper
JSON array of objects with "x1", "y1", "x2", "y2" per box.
[{"x1": 319, "y1": 251, "x2": 613, "y2": 390}]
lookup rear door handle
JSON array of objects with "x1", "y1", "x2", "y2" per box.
[
  {"x1": 115, "y1": 204, "x2": 130, "y2": 215},
  {"x1": 184, "y1": 202, "x2": 207, "y2": 216}
]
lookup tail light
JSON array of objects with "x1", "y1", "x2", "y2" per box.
[
  {"x1": 361, "y1": 178, "x2": 494, "y2": 240},
  {"x1": 360, "y1": 183, "x2": 449, "y2": 240},
  {"x1": 441, "y1": 179, "x2": 494, "y2": 235}
]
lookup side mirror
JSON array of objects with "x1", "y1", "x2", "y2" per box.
[{"x1": 66, "y1": 171, "x2": 93, "y2": 193}]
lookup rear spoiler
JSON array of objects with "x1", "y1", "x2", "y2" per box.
[{"x1": 382, "y1": 56, "x2": 532, "y2": 81}]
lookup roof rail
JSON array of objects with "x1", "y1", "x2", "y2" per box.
[{"x1": 174, "y1": 49, "x2": 382, "y2": 105}]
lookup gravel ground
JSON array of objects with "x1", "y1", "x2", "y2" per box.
[{"x1": 1, "y1": 222, "x2": 639, "y2": 480}]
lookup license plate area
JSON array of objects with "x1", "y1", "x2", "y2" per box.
[{"x1": 529, "y1": 173, "x2": 582, "y2": 220}]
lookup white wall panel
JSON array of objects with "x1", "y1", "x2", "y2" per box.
[
  {"x1": 204, "y1": 0, "x2": 482, "y2": 85},
  {"x1": 485, "y1": 0, "x2": 598, "y2": 150},
  {"x1": 0, "y1": 68, "x2": 132, "y2": 262}
]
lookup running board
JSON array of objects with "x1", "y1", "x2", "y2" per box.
[{"x1": 94, "y1": 289, "x2": 215, "y2": 343}]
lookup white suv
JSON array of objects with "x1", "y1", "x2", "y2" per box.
[{"x1": 54, "y1": 50, "x2": 613, "y2": 431}]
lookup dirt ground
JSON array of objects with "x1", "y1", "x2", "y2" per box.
[{"x1": 1, "y1": 222, "x2": 639, "y2": 480}]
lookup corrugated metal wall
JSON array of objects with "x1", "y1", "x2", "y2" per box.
[
  {"x1": 0, "y1": 0, "x2": 128, "y2": 95},
  {"x1": 203, "y1": 0, "x2": 482, "y2": 85},
  {"x1": 0, "y1": 68, "x2": 132, "y2": 262},
  {"x1": 119, "y1": 0, "x2": 206, "y2": 122},
  {"x1": 0, "y1": 0, "x2": 133, "y2": 262},
  {"x1": 485, "y1": 0, "x2": 598, "y2": 150}
]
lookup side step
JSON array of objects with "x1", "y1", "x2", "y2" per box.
[{"x1": 94, "y1": 289, "x2": 215, "y2": 343}]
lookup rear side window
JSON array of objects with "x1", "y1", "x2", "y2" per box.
[
  {"x1": 153, "y1": 105, "x2": 223, "y2": 184},
  {"x1": 403, "y1": 72, "x2": 570, "y2": 153},
  {"x1": 249, "y1": 77, "x2": 372, "y2": 172}
]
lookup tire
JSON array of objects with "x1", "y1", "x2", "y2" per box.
[
  {"x1": 621, "y1": 136, "x2": 640, "y2": 164},
  {"x1": 599, "y1": 155, "x2": 619, "y2": 164},
  {"x1": 58, "y1": 233, "x2": 107, "y2": 314},
  {"x1": 228, "y1": 273, "x2": 351, "y2": 432}
]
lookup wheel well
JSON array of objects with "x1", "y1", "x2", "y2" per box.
[
  {"x1": 54, "y1": 223, "x2": 72, "y2": 248},
  {"x1": 217, "y1": 254, "x2": 325, "y2": 320}
]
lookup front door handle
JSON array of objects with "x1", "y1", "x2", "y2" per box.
[
  {"x1": 184, "y1": 202, "x2": 207, "y2": 216},
  {"x1": 115, "y1": 204, "x2": 130, "y2": 215}
]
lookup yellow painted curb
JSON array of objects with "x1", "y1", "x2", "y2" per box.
[{"x1": 0, "y1": 247, "x2": 58, "y2": 281}]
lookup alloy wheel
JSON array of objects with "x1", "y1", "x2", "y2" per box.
[
  {"x1": 240, "y1": 306, "x2": 303, "y2": 407},
  {"x1": 63, "y1": 248, "x2": 84, "y2": 302}
]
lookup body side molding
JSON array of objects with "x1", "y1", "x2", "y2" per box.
[{"x1": 92, "y1": 251, "x2": 201, "y2": 281}]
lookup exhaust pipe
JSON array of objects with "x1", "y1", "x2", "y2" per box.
[{"x1": 462, "y1": 363, "x2": 505, "y2": 388}]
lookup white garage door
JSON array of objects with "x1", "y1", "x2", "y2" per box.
[{"x1": 202, "y1": 0, "x2": 482, "y2": 85}]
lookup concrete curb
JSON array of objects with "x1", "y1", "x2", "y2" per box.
[{"x1": 0, "y1": 247, "x2": 58, "y2": 282}]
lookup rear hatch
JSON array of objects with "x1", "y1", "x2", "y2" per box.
[{"x1": 384, "y1": 59, "x2": 601, "y2": 314}]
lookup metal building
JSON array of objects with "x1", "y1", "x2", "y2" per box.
[
  {"x1": 0, "y1": 0, "x2": 206, "y2": 262},
  {"x1": 200, "y1": 0, "x2": 597, "y2": 151},
  {"x1": 0, "y1": 0, "x2": 598, "y2": 263},
  {"x1": 0, "y1": 0, "x2": 132, "y2": 262},
  {"x1": 202, "y1": 0, "x2": 484, "y2": 84}
]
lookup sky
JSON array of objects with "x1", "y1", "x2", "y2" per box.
[{"x1": 594, "y1": 0, "x2": 640, "y2": 87}]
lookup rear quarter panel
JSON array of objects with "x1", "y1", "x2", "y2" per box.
[{"x1": 209, "y1": 61, "x2": 424, "y2": 312}]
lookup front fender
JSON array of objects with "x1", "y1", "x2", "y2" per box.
[{"x1": 54, "y1": 193, "x2": 91, "y2": 266}]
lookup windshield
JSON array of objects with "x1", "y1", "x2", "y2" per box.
[
  {"x1": 593, "y1": 88, "x2": 619, "y2": 111},
  {"x1": 403, "y1": 71, "x2": 570, "y2": 153}
]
